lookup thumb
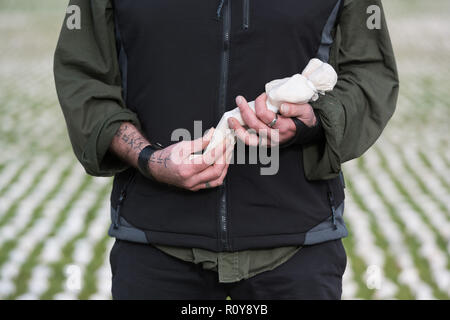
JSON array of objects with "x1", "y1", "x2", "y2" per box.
[
  {"x1": 279, "y1": 103, "x2": 308, "y2": 118},
  {"x1": 191, "y1": 127, "x2": 215, "y2": 153}
]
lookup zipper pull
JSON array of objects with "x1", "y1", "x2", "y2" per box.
[
  {"x1": 216, "y1": 0, "x2": 226, "y2": 20},
  {"x1": 114, "y1": 191, "x2": 126, "y2": 229},
  {"x1": 331, "y1": 205, "x2": 337, "y2": 229},
  {"x1": 243, "y1": 0, "x2": 250, "y2": 30},
  {"x1": 328, "y1": 191, "x2": 338, "y2": 230}
]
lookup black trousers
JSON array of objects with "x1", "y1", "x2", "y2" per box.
[{"x1": 110, "y1": 239, "x2": 347, "y2": 300}]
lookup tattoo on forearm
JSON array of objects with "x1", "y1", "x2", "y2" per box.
[
  {"x1": 112, "y1": 122, "x2": 170, "y2": 171},
  {"x1": 115, "y1": 124, "x2": 128, "y2": 138},
  {"x1": 121, "y1": 133, "x2": 146, "y2": 152},
  {"x1": 115, "y1": 125, "x2": 149, "y2": 155},
  {"x1": 150, "y1": 150, "x2": 170, "y2": 168}
]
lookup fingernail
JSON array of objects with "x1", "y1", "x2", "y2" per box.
[
  {"x1": 281, "y1": 104, "x2": 288, "y2": 114},
  {"x1": 228, "y1": 118, "x2": 234, "y2": 127},
  {"x1": 236, "y1": 96, "x2": 243, "y2": 105}
]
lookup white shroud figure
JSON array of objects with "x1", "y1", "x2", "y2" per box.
[{"x1": 192, "y1": 58, "x2": 338, "y2": 158}]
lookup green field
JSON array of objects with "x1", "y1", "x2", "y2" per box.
[{"x1": 0, "y1": 1, "x2": 449, "y2": 299}]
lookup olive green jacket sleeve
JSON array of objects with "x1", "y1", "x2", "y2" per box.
[
  {"x1": 304, "y1": 0, "x2": 399, "y2": 180},
  {"x1": 54, "y1": 0, "x2": 141, "y2": 177}
]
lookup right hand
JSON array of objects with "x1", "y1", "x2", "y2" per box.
[{"x1": 148, "y1": 128, "x2": 233, "y2": 192}]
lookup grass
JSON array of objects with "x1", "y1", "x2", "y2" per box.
[
  {"x1": 359, "y1": 155, "x2": 449, "y2": 299},
  {"x1": 375, "y1": 148, "x2": 450, "y2": 265},
  {"x1": 345, "y1": 174, "x2": 415, "y2": 299},
  {"x1": 40, "y1": 182, "x2": 111, "y2": 300}
]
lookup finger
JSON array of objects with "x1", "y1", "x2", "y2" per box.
[
  {"x1": 212, "y1": 136, "x2": 232, "y2": 165},
  {"x1": 208, "y1": 162, "x2": 230, "y2": 188},
  {"x1": 202, "y1": 137, "x2": 228, "y2": 165},
  {"x1": 187, "y1": 160, "x2": 227, "y2": 190},
  {"x1": 225, "y1": 136, "x2": 235, "y2": 164},
  {"x1": 254, "y1": 93, "x2": 277, "y2": 126},
  {"x1": 220, "y1": 136, "x2": 235, "y2": 165},
  {"x1": 189, "y1": 127, "x2": 215, "y2": 153},
  {"x1": 190, "y1": 138, "x2": 234, "y2": 191},
  {"x1": 228, "y1": 117, "x2": 259, "y2": 146},
  {"x1": 188, "y1": 133, "x2": 226, "y2": 172},
  {"x1": 257, "y1": 129, "x2": 272, "y2": 147},
  {"x1": 279, "y1": 103, "x2": 310, "y2": 118},
  {"x1": 213, "y1": 162, "x2": 230, "y2": 185},
  {"x1": 190, "y1": 162, "x2": 230, "y2": 191},
  {"x1": 236, "y1": 96, "x2": 267, "y2": 131},
  {"x1": 273, "y1": 117, "x2": 296, "y2": 135},
  {"x1": 190, "y1": 137, "x2": 234, "y2": 191}
]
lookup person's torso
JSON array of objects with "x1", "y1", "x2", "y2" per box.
[{"x1": 110, "y1": 0, "x2": 345, "y2": 252}]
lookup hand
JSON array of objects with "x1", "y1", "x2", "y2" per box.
[
  {"x1": 228, "y1": 94, "x2": 295, "y2": 146},
  {"x1": 279, "y1": 102, "x2": 317, "y2": 127},
  {"x1": 228, "y1": 94, "x2": 317, "y2": 147},
  {"x1": 148, "y1": 129, "x2": 233, "y2": 192}
]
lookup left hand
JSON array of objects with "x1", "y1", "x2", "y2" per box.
[{"x1": 228, "y1": 93, "x2": 317, "y2": 146}]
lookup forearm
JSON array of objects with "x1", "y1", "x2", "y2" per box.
[
  {"x1": 109, "y1": 123, "x2": 230, "y2": 191},
  {"x1": 109, "y1": 122, "x2": 150, "y2": 169}
]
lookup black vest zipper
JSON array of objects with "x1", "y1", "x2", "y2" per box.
[
  {"x1": 327, "y1": 181, "x2": 338, "y2": 230},
  {"x1": 217, "y1": 0, "x2": 231, "y2": 251},
  {"x1": 113, "y1": 171, "x2": 136, "y2": 229},
  {"x1": 243, "y1": 0, "x2": 250, "y2": 30}
]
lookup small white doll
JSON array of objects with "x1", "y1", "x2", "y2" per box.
[{"x1": 193, "y1": 58, "x2": 338, "y2": 158}]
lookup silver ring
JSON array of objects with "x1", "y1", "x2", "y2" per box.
[
  {"x1": 205, "y1": 182, "x2": 211, "y2": 189},
  {"x1": 267, "y1": 114, "x2": 278, "y2": 128}
]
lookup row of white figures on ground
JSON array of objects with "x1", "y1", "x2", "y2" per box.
[{"x1": 192, "y1": 58, "x2": 338, "y2": 158}]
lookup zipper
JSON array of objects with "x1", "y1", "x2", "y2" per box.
[
  {"x1": 113, "y1": 170, "x2": 136, "y2": 229},
  {"x1": 339, "y1": 171, "x2": 346, "y2": 189},
  {"x1": 217, "y1": 0, "x2": 232, "y2": 251},
  {"x1": 327, "y1": 187, "x2": 338, "y2": 230},
  {"x1": 216, "y1": 0, "x2": 225, "y2": 19},
  {"x1": 243, "y1": 0, "x2": 250, "y2": 30}
]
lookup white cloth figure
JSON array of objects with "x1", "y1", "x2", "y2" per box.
[{"x1": 193, "y1": 58, "x2": 338, "y2": 158}]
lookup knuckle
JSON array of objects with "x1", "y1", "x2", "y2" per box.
[
  {"x1": 181, "y1": 179, "x2": 189, "y2": 187},
  {"x1": 237, "y1": 126, "x2": 247, "y2": 134},
  {"x1": 287, "y1": 105, "x2": 297, "y2": 115},
  {"x1": 177, "y1": 168, "x2": 185, "y2": 178},
  {"x1": 178, "y1": 141, "x2": 189, "y2": 150},
  {"x1": 209, "y1": 181, "x2": 217, "y2": 188},
  {"x1": 236, "y1": 129, "x2": 245, "y2": 139},
  {"x1": 185, "y1": 181, "x2": 195, "y2": 189},
  {"x1": 213, "y1": 180, "x2": 221, "y2": 187},
  {"x1": 241, "y1": 109, "x2": 250, "y2": 120},
  {"x1": 214, "y1": 167, "x2": 222, "y2": 178},
  {"x1": 256, "y1": 93, "x2": 265, "y2": 103},
  {"x1": 255, "y1": 108, "x2": 264, "y2": 118},
  {"x1": 248, "y1": 118, "x2": 258, "y2": 127},
  {"x1": 179, "y1": 168, "x2": 190, "y2": 179}
]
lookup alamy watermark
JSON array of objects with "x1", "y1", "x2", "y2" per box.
[
  {"x1": 66, "y1": 5, "x2": 81, "y2": 30},
  {"x1": 367, "y1": 5, "x2": 382, "y2": 30},
  {"x1": 171, "y1": 121, "x2": 280, "y2": 176}
]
